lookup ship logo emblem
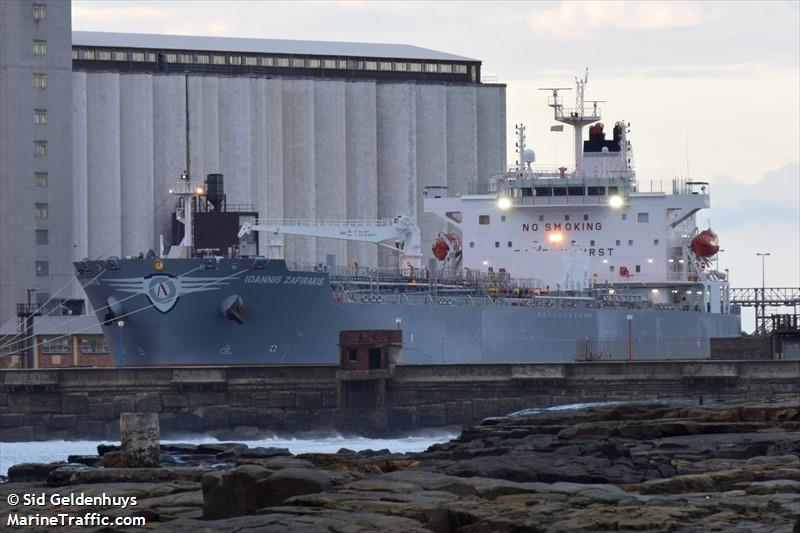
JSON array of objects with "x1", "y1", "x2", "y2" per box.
[
  {"x1": 105, "y1": 273, "x2": 232, "y2": 314},
  {"x1": 147, "y1": 275, "x2": 179, "y2": 313}
]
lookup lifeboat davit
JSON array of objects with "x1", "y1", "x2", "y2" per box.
[
  {"x1": 432, "y1": 233, "x2": 460, "y2": 261},
  {"x1": 690, "y1": 229, "x2": 720, "y2": 258}
]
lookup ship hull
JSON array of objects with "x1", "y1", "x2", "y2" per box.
[{"x1": 77, "y1": 259, "x2": 741, "y2": 366}]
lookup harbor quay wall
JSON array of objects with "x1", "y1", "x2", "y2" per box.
[{"x1": 1, "y1": 360, "x2": 798, "y2": 441}]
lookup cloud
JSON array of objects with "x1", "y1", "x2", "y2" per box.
[{"x1": 528, "y1": 1, "x2": 702, "y2": 39}]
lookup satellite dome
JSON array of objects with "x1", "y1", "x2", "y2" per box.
[{"x1": 522, "y1": 148, "x2": 536, "y2": 163}]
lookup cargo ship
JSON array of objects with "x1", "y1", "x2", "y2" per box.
[{"x1": 75, "y1": 75, "x2": 741, "y2": 365}]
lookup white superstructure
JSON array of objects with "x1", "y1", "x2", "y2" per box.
[{"x1": 425, "y1": 74, "x2": 729, "y2": 314}]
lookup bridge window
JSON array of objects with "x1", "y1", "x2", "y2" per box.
[
  {"x1": 629, "y1": 239, "x2": 634, "y2": 246},
  {"x1": 583, "y1": 214, "x2": 589, "y2": 220},
  {"x1": 553, "y1": 187, "x2": 567, "y2": 196},
  {"x1": 654, "y1": 239, "x2": 659, "y2": 245},
  {"x1": 615, "y1": 240, "x2": 621, "y2": 246},
  {"x1": 590, "y1": 240, "x2": 595, "y2": 246},
  {"x1": 507, "y1": 241, "x2": 513, "y2": 247},
  {"x1": 637, "y1": 212, "x2": 649, "y2": 223},
  {"x1": 621, "y1": 214, "x2": 627, "y2": 220},
  {"x1": 635, "y1": 265, "x2": 641, "y2": 273},
  {"x1": 495, "y1": 241, "x2": 500, "y2": 248},
  {"x1": 469, "y1": 241, "x2": 474, "y2": 248},
  {"x1": 539, "y1": 214, "x2": 544, "y2": 221},
  {"x1": 564, "y1": 215, "x2": 570, "y2": 221},
  {"x1": 535, "y1": 187, "x2": 551, "y2": 197},
  {"x1": 568, "y1": 186, "x2": 584, "y2": 196}
]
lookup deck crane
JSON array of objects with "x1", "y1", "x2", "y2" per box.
[{"x1": 237, "y1": 215, "x2": 423, "y2": 269}]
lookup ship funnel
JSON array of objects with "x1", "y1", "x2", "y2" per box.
[{"x1": 205, "y1": 173, "x2": 225, "y2": 211}]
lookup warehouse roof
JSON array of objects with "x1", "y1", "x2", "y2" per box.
[{"x1": 72, "y1": 31, "x2": 477, "y2": 62}]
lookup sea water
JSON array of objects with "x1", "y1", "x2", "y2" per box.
[{"x1": 0, "y1": 432, "x2": 456, "y2": 477}]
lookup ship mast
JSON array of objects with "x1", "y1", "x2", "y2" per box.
[{"x1": 539, "y1": 68, "x2": 601, "y2": 175}]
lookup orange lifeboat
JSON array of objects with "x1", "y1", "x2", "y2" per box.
[{"x1": 691, "y1": 229, "x2": 720, "y2": 258}]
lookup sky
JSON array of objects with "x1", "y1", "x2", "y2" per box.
[{"x1": 72, "y1": 0, "x2": 800, "y2": 331}]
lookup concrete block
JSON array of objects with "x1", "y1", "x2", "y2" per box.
[
  {"x1": 162, "y1": 394, "x2": 189, "y2": 409},
  {"x1": 229, "y1": 407, "x2": 261, "y2": 426},
  {"x1": 0, "y1": 426, "x2": 34, "y2": 441},
  {"x1": 251, "y1": 390, "x2": 295, "y2": 408},
  {"x1": 445, "y1": 401, "x2": 473, "y2": 424},
  {"x1": 50, "y1": 414, "x2": 78, "y2": 430},
  {"x1": 308, "y1": 409, "x2": 336, "y2": 432},
  {"x1": 321, "y1": 390, "x2": 338, "y2": 408},
  {"x1": 0, "y1": 413, "x2": 27, "y2": 427},
  {"x1": 199, "y1": 406, "x2": 230, "y2": 428},
  {"x1": 255, "y1": 408, "x2": 285, "y2": 429},
  {"x1": 74, "y1": 420, "x2": 107, "y2": 438},
  {"x1": 416, "y1": 404, "x2": 446, "y2": 427},
  {"x1": 187, "y1": 392, "x2": 226, "y2": 407},
  {"x1": 296, "y1": 391, "x2": 322, "y2": 410},
  {"x1": 88, "y1": 401, "x2": 116, "y2": 421},
  {"x1": 283, "y1": 410, "x2": 309, "y2": 432},
  {"x1": 113, "y1": 396, "x2": 137, "y2": 416},
  {"x1": 135, "y1": 392, "x2": 162, "y2": 412},
  {"x1": 62, "y1": 393, "x2": 88, "y2": 414},
  {"x1": 388, "y1": 407, "x2": 416, "y2": 432},
  {"x1": 119, "y1": 413, "x2": 160, "y2": 468}
]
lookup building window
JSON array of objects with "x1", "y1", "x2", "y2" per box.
[
  {"x1": 196, "y1": 55, "x2": 209, "y2": 64},
  {"x1": 35, "y1": 203, "x2": 48, "y2": 219},
  {"x1": 262, "y1": 57, "x2": 274, "y2": 66},
  {"x1": 229, "y1": 55, "x2": 242, "y2": 65},
  {"x1": 212, "y1": 55, "x2": 225, "y2": 65},
  {"x1": 146, "y1": 53, "x2": 156, "y2": 62},
  {"x1": 469, "y1": 241, "x2": 474, "y2": 248},
  {"x1": 440, "y1": 64, "x2": 453, "y2": 73},
  {"x1": 34, "y1": 109, "x2": 47, "y2": 125},
  {"x1": 308, "y1": 58, "x2": 320, "y2": 68},
  {"x1": 178, "y1": 53, "x2": 192, "y2": 63},
  {"x1": 113, "y1": 51, "x2": 127, "y2": 61},
  {"x1": 337, "y1": 59, "x2": 347, "y2": 69},
  {"x1": 35, "y1": 261, "x2": 49, "y2": 276},
  {"x1": 323, "y1": 59, "x2": 336, "y2": 69},
  {"x1": 635, "y1": 265, "x2": 641, "y2": 273},
  {"x1": 654, "y1": 239, "x2": 659, "y2": 245},
  {"x1": 244, "y1": 56, "x2": 258, "y2": 66},
  {"x1": 409, "y1": 63, "x2": 421, "y2": 72},
  {"x1": 621, "y1": 213, "x2": 627, "y2": 220},
  {"x1": 71, "y1": 49, "x2": 78, "y2": 60},
  {"x1": 79, "y1": 336, "x2": 108, "y2": 354},
  {"x1": 164, "y1": 53, "x2": 177, "y2": 63},
  {"x1": 131, "y1": 51, "x2": 145, "y2": 62},
  {"x1": 495, "y1": 241, "x2": 500, "y2": 248},
  {"x1": 276, "y1": 57, "x2": 289, "y2": 67},
  {"x1": 348, "y1": 348, "x2": 357, "y2": 362},
  {"x1": 628, "y1": 239, "x2": 634, "y2": 246},
  {"x1": 394, "y1": 62, "x2": 407, "y2": 71},
  {"x1": 507, "y1": 241, "x2": 513, "y2": 248},
  {"x1": 425, "y1": 63, "x2": 438, "y2": 72},
  {"x1": 379, "y1": 61, "x2": 392, "y2": 70},
  {"x1": 41, "y1": 336, "x2": 70, "y2": 354},
  {"x1": 33, "y1": 72, "x2": 47, "y2": 89},
  {"x1": 81, "y1": 49, "x2": 95, "y2": 60},
  {"x1": 365, "y1": 61, "x2": 377, "y2": 70},
  {"x1": 33, "y1": 4, "x2": 46, "y2": 20},
  {"x1": 34, "y1": 141, "x2": 47, "y2": 157},
  {"x1": 98, "y1": 50, "x2": 111, "y2": 60},
  {"x1": 455, "y1": 64, "x2": 467, "y2": 74},
  {"x1": 35, "y1": 172, "x2": 48, "y2": 187},
  {"x1": 291, "y1": 58, "x2": 305, "y2": 67},
  {"x1": 637, "y1": 212, "x2": 649, "y2": 223},
  {"x1": 478, "y1": 215, "x2": 490, "y2": 225},
  {"x1": 33, "y1": 40, "x2": 47, "y2": 56},
  {"x1": 36, "y1": 229, "x2": 49, "y2": 245},
  {"x1": 615, "y1": 239, "x2": 621, "y2": 246}
]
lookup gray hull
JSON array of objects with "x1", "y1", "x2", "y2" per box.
[{"x1": 77, "y1": 259, "x2": 741, "y2": 366}]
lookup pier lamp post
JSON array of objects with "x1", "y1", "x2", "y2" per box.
[
  {"x1": 756, "y1": 252, "x2": 770, "y2": 335},
  {"x1": 626, "y1": 314, "x2": 633, "y2": 362}
]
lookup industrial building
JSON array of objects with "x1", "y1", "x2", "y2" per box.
[{"x1": 0, "y1": 1, "x2": 507, "y2": 347}]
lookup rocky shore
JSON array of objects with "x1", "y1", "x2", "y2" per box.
[{"x1": 3, "y1": 400, "x2": 800, "y2": 532}]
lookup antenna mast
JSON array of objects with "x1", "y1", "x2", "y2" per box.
[{"x1": 539, "y1": 68, "x2": 600, "y2": 175}]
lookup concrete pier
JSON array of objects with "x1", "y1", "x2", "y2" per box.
[{"x1": 1, "y1": 360, "x2": 798, "y2": 441}]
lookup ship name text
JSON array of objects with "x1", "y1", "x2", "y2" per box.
[{"x1": 244, "y1": 275, "x2": 325, "y2": 286}]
